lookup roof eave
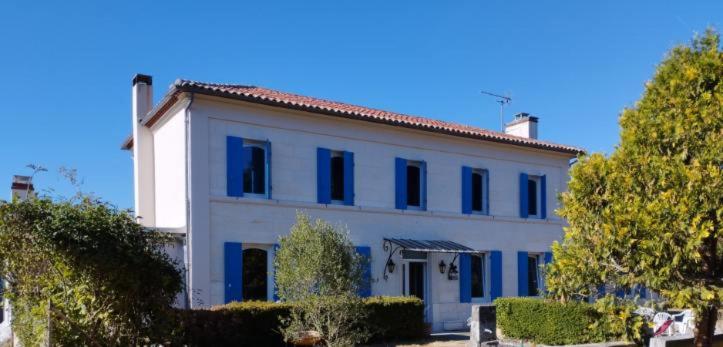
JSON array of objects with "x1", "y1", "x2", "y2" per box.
[{"x1": 125, "y1": 83, "x2": 585, "y2": 156}]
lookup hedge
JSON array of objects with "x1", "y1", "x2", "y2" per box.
[
  {"x1": 165, "y1": 296, "x2": 427, "y2": 346},
  {"x1": 364, "y1": 296, "x2": 428, "y2": 342},
  {"x1": 173, "y1": 301, "x2": 292, "y2": 346},
  {"x1": 495, "y1": 297, "x2": 602, "y2": 345}
]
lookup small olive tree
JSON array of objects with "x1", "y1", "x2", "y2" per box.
[{"x1": 274, "y1": 212, "x2": 369, "y2": 346}]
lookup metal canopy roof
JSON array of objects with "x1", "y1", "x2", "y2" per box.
[{"x1": 383, "y1": 238, "x2": 482, "y2": 254}]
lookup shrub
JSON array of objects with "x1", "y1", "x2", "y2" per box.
[
  {"x1": 168, "y1": 296, "x2": 426, "y2": 346},
  {"x1": 172, "y1": 301, "x2": 292, "y2": 346},
  {"x1": 495, "y1": 297, "x2": 645, "y2": 345},
  {"x1": 496, "y1": 297, "x2": 597, "y2": 345},
  {"x1": 364, "y1": 296, "x2": 427, "y2": 342},
  {"x1": 0, "y1": 197, "x2": 182, "y2": 346}
]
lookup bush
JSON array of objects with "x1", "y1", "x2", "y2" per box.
[
  {"x1": 495, "y1": 297, "x2": 645, "y2": 345},
  {"x1": 168, "y1": 296, "x2": 427, "y2": 346},
  {"x1": 0, "y1": 197, "x2": 182, "y2": 345},
  {"x1": 172, "y1": 301, "x2": 292, "y2": 346},
  {"x1": 496, "y1": 297, "x2": 598, "y2": 345},
  {"x1": 364, "y1": 296, "x2": 427, "y2": 342}
]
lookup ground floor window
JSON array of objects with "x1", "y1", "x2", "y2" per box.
[
  {"x1": 243, "y1": 248, "x2": 268, "y2": 301},
  {"x1": 471, "y1": 254, "x2": 486, "y2": 298},
  {"x1": 527, "y1": 254, "x2": 540, "y2": 296}
]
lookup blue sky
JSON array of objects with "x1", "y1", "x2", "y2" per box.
[{"x1": 1, "y1": 1, "x2": 721, "y2": 209}]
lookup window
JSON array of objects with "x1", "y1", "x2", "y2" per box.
[
  {"x1": 317, "y1": 148, "x2": 354, "y2": 205},
  {"x1": 527, "y1": 176, "x2": 541, "y2": 217},
  {"x1": 395, "y1": 158, "x2": 426, "y2": 210},
  {"x1": 242, "y1": 248, "x2": 268, "y2": 301},
  {"x1": 527, "y1": 254, "x2": 540, "y2": 296},
  {"x1": 471, "y1": 254, "x2": 486, "y2": 299},
  {"x1": 330, "y1": 153, "x2": 345, "y2": 201},
  {"x1": 407, "y1": 164, "x2": 421, "y2": 207},
  {"x1": 243, "y1": 143, "x2": 266, "y2": 195},
  {"x1": 527, "y1": 178, "x2": 537, "y2": 216}
]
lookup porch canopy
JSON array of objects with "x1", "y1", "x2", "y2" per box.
[{"x1": 383, "y1": 238, "x2": 483, "y2": 254}]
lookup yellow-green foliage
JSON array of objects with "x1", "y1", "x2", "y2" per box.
[
  {"x1": 496, "y1": 297, "x2": 645, "y2": 345},
  {"x1": 546, "y1": 29, "x2": 722, "y2": 339}
]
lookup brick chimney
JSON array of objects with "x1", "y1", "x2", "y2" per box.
[
  {"x1": 505, "y1": 112, "x2": 538, "y2": 139},
  {"x1": 10, "y1": 175, "x2": 34, "y2": 200}
]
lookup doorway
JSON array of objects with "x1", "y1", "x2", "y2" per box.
[{"x1": 408, "y1": 262, "x2": 425, "y2": 300}]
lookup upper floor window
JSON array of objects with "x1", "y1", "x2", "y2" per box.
[
  {"x1": 317, "y1": 148, "x2": 354, "y2": 205},
  {"x1": 519, "y1": 173, "x2": 546, "y2": 219},
  {"x1": 227, "y1": 136, "x2": 271, "y2": 199},
  {"x1": 462, "y1": 167, "x2": 489, "y2": 215},
  {"x1": 330, "y1": 153, "x2": 345, "y2": 201},
  {"x1": 407, "y1": 163, "x2": 421, "y2": 207},
  {"x1": 395, "y1": 158, "x2": 427, "y2": 210},
  {"x1": 527, "y1": 176, "x2": 540, "y2": 217},
  {"x1": 243, "y1": 143, "x2": 266, "y2": 195}
]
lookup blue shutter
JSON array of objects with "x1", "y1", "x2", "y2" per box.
[
  {"x1": 355, "y1": 246, "x2": 372, "y2": 297},
  {"x1": 224, "y1": 242, "x2": 243, "y2": 303},
  {"x1": 639, "y1": 286, "x2": 647, "y2": 299},
  {"x1": 483, "y1": 169, "x2": 490, "y2": 215},
  {"x1": 420, "y1": 161, "x2": 427, "y2": 210},
  {"x1": 272, "y1": 243, "x2": 280, "y2": 301},
  {"x1": 343, "y1": 151, "x2": 354, "y2": 206},
  {"x1": 317, "y1": 148, "x2": 331, "y2": 204},
  {"x1": 490, "y1": 251, "x2": 502, "y2": 300},
  {"x1": 395, "y1": 158, "x2": 407, "y2": 210},
  {"x1": 461, "y1": 166, "x2": 472, "y2": 214},
  {"x1": 540, "y1": 175, "x2": 547, "y2": 219},
  {"x1": 598, "y1": 284, "x2": 607, "y2": 296},
  {"x1": 459, "y1": 253, "x2": 471, "y2": 303},
  {"x1": 544, "y1": 252, "x2": 553, "y2": 265},
  {"x1": 265, "y1": 140, "x2": 272, "y2": 199},
  {"x1": 227, "y1": 136, "x2": 244, "y2": 197},
  {"x1": 517, "y1": 251, "x2": 529, "y2": 296},
  {"x1": 519, "y1": 173, "x2": 529, "y2": 218}
]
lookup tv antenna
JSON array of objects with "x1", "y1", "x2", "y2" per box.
[{"x1": 480, "y1": 90, "x2": 511, "y2": 131}]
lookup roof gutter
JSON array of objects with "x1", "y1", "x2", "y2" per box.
[{"x1": 123, "y1": 83, "x2": 585, "y2": 156}]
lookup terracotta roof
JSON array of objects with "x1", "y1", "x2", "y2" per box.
[{"x1": 123, "y1": 79, "x2": 584, "y2": 155}]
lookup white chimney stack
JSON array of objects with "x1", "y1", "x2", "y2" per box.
[
  {"x1": 505, "y1": 112, "x2": 538, "y2": 139},
  {"x1": 131, "y1": 74, "x2": 156, "y2": 226},
  {"x1": 10, "y1": 175, "x2": 34, "y2": 201}
]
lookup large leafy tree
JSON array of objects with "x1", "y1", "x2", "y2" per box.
[
  {"x1": 0, "y1": 196, "x2": 182, "y2": 346},
  {"x1": 547, "y1": 30, "x2": 722, "y2": 346}
]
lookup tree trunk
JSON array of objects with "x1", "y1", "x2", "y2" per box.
[{"x1": 694, "y1": 306, "x2": 717, "y2": 347}]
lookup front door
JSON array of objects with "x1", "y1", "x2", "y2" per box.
[{"x1": 408, "y1": 262, "x2": 425, "y2": 300}]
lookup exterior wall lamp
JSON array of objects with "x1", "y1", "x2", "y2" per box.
[
  {"x1": 438, "y1": 260, "x2": 447, "y2": 274},
  {"x1": 447, "y1": 263, "x2": 459, "y2": 280},
  {"x1": 386, "y1": 258, "x2": 396, "y2": 275}
]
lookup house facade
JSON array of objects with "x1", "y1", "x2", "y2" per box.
[{"x1": 122, "y1": 74, "x2": 582, "y2": 331}]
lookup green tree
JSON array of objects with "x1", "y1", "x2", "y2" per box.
[
  {"x1": 547, "y1": 30, "x2": 722, "y2": 346},
  {"x1": 274, "y1": 212, "x2": 370, "y2": 346},
  {"x1": 0, "y1": 196, "x2": 182, "y2": 346}
]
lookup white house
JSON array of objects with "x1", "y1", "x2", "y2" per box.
[{"x1": 122, "y1": 74, "x2": 583, "y2": 332}]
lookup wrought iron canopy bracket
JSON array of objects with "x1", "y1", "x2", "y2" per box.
[{"x1": 382, "y1": 239, "x2": 401, "y2": 281}]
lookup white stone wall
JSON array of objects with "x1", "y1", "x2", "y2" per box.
[
  {"x1": 152, "y1": 105, "x2": 187, "y2": 228},
  {"x1": 156, "y1": 94, "x2": 573, "y2": 331}
]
